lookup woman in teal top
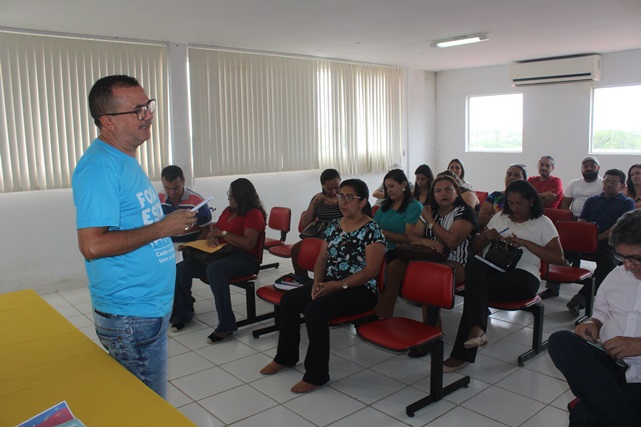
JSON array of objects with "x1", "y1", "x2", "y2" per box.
[
  {"x1": 374, "y1": 169, "x2": 422, "y2": 318},
  {"x1": 374, "y1": 169, "x2": 423, "y2": 254}
]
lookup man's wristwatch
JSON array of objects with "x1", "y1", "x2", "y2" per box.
[
  {"x1": 221, "y1": 230, "x2": 228, "y2": 237},
  {"x1": 342, "y1": 282, "x2": 349, "y2": 290},
  {"x1": 428, "y1": 222, "x2": 434, "y2": 231}
]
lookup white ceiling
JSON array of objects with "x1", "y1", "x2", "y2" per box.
[{"x1": 2, "y1": 0, "x2": 641, "y2": 71}]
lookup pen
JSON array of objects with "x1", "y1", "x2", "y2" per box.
[
  {"x1": 191, "y1": 196, "x2": 213, "y2": 212},
  {"x1": 498, "y1": 227, "x2": 510, "y2": 234}
]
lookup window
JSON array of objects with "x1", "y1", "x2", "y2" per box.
[
  {"x1": 591, "y1": 85, "x2": 641, "y2": 154},
  {"x1": 467, "y1": 93, "x2": 523, "y2": 152},
  {"x1": 0, "y1": 31, "x2": 169, "y2": 193},
  {"x1": 188, "y1": 48, "x2": 403, "y2": 177}
]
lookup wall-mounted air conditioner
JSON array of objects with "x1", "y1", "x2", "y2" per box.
[{"x1": 510, "y1": 54, "x2": 601, "y2": 86}]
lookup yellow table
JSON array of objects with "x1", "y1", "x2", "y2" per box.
[{"x1": 0, "y1": 290, "x2": 195, "y2": 426}]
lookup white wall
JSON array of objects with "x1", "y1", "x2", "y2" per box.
[
  {"x1": 435, "y1": 48, "x2": 641, "y2": 192},
  {"x1": 2, "y1": 50, "x2": 640, "y2": 295}
]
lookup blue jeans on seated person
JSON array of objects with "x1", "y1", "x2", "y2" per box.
[
  {"x1": 174, "y1": 251, "x2": 257, "y2": 333},
  {"x1": 93, "y1": 310, "x2": 170, "y2": 399}
]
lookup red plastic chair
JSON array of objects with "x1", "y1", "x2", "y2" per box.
[
  {"x1": 488, "y1": 296, "x2": 546, "y2": 366},
  {"x1": 544, "y1": 208, "x2": 574, "y2": 224},
  {"x1": 264, "y1": 207, "x2": 292, "y2": 249},
  {"x1": 200, "y1": 232, "x2": 274, "y2": 329},
  {"x1": 475, "y1": 191, "x2": 489, "y2": 206},
  {"x1": 252, "y1": 238, "x2": 324, "y2": 338},
  {"x1": 356, "y1": 262, "x2": 470, "y2": 417},
  {"x1": 540, "y1": 221, "x2": 599, "y2": 323},
  {"x1": 261, "y1": 207, "x2": 292, "y2": 270},
  {"x1": 268, "y1": 211, "x2": 307, "y2": 259}
]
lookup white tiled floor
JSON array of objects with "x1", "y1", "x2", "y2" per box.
[{"x1": 41, "y1": 252, "x2": 585, "y2": 427}]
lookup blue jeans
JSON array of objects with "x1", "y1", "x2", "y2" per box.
[
  {"x1": 93, "y1": 310, "x2": 170, "y2": 399},
  {"x1": 174, "y1": 252, "x2": 257, "y2": 333}
]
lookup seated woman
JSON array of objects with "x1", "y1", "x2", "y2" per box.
[
  {"x1": 373, "y1": 169, "x2": 423, "y2": 318},
  {"x1": 260, "y1": 179, "x2": 385, "y2": 393},
  {"x1": 448, "y1": 158, "x2": 472, "y2": 190},
  {"x1": 413, "y1": 164, "x2": 434, "y2": 205},
  {"x1": 291, "y1": 168, "x2": 342, "y2": 278},
  {"x1": 438, "y1": 170, "x2": 479, "y2": 210},
  {"x1": 172, "y1": 178, "x2": 267, "y2": 343},
  {"x1": 478, "y1": 163, "x2": 527, "y2": 229},
  {"x1": 623, "y1": 163, "x2": 641, "y2": 209},
  {"x1": 443, "y1": 180, "x2": 564, "y2": 372}
]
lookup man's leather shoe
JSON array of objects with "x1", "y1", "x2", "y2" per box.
[
  {"x1": 260, "y1": 361, "x2": 289, "y2": 375},
  {"x1": 291, "y1": 380, "x2": 318, "y2": 393}
]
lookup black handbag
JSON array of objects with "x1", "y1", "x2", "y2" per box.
[
  {"x1": 480, "y1": 240, "x2": 523, "y2": 272},
  {"x1": 395, "y1": 243, "x2": 449, "y2": 263}
]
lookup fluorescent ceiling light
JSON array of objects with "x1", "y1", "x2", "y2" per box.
[{"x1": 431, "y1": 33, "x2": 489, "y2": 48}]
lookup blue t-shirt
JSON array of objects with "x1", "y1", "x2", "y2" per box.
[
  {"x1": 374, "y1": 200, "x2": 423, "y2": 251},
  {"x1": 72, "y1": 139, "x2": 175, "y2": 317},
  {"x1": 580, "y1": 192, "x2": 635, "y2": 233}
]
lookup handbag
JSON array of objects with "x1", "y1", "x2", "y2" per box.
[
  {"x1": 299, "y1": 220, "x2": 329, "y2": 239},
  {"x1": 395, "y1": 243, "x2": 449, "y2": 263},
  {"x1": 479, "y1": 240, "x2": 523, "y2": 272},
  {"x1": 181, "y1": 243, "x2": 241, "y2": 266}
]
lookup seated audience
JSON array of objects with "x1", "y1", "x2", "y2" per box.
[
  {"x1": 413, "y1": 164, "x2": 434, "y2": 205},
  {"x1": 566, "y1": 169, "x2": 635, "y2": 317},
  {"x1": 624, "y1": 163, "x2": 641, "y2": 209},
  {"x1": 291, "y1": 169, "x2": 343, "y2": 278},
  {"x1": 172, "y1": 178, "x2": 266, "y2": 341},
  {"x1": 548, "y1": 209, "x2": 641, "y2": 427},
  {"x1": 159, "y1": 165, "x2": 212, "y2": 243},
  {"x1": 478, "y1": 164, "x2": 527, "y2": 228},
  {"x1": 448, "y1": 158, "x2": 472, "y2": 190},
  {"x1": 373, "y1": 169, "x2": 423, "y2": 317},
  {"x1": 559, "y1": 156, "x2": 603, "y2": 217},
  {"x1": 438, "y1": 170, "x2": 479, "y2": 209},
  {"x1": 260, "y1": 179, "x2": 385, "y2": 393},
  {"x1": 443, "y1": 180, "x2": 563, "y2": 372},
  {"x1": 527, "y1": 155, "x2": 564, "y2": 209}
]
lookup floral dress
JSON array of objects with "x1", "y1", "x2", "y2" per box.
[{"x1": 323, "y1": 219, "x2": 385, "y2": 293}]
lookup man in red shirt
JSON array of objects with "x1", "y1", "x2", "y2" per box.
[{"x1": 528, "y1": 155, "x2": 564, "y2": 209}]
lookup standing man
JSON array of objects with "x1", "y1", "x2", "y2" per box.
[
  {"x1": 160, "y1": 165, "x2": 212, "y2": 243},
  {"x1": 559, "y1": 156, "x2": 603, "y2": 217},
  {"x1": 566, "y1": 169, "x2": 635, "y2": 316},
  {"x1": 527, "y1": 155, "x2": 564, "y2": 209},
  {"x1": 548, "y1": 209, "x2": 641, "y2": 427},
  {"x1": 72, "y1": 75, "x2": 196, "y2": 398}
]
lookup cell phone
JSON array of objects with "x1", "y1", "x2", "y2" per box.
[
  {"x1": 190, "y1": 196, "x2": 213, "y2": 212},
  {"x1": 585, "y1": 339, "x2": 629, "y2": 368}
]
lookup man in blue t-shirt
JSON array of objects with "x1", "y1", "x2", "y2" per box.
[
  {"x1": 566, "y1": 169, "x2": 635, "y2": 317},
  {"x1": 72, "y1": 75, "x2": 196, "y2": 399}
]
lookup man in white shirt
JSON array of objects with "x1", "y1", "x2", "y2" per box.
[
  {"x1": 559, "y1": 156, "x2": 603, "y2": 217},
  {"x1": 548, "y1": 209, "x2": 641, "y2": 427}
]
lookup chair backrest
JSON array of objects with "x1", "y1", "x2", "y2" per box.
[
  {"x1": 556, "y1": 220, "x2": 599, "y2": 254},
  {"x1": 475, "y1": 191, "x2": 489, "y2": 206},
  {"x1": 298, "y1": 210, "x2": 307, "y2": 233},
  {"x1": 298, "y1": 238, "x2": 325, "y2": 272},
  {"x1": 375, "y1": 257, "x2": 387, "y2": 293},
  {"x1": 544, "y1": 208, "x2": 574, "y2": 224},
  {"x1": 401, "y1": 261, "x2": 455, "y2": 309},
  {"x1": 372, "y1": 205, "x2": 380, "y2": 216},
  {"x1": 268, "y1": 207, "x2": 292, "y2": 241}
]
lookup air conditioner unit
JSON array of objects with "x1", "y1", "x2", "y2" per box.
[{"x1": 510, "y1": 55, "x2": 601, "y2": 86}]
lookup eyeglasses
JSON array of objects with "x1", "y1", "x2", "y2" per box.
[
  {"x1": 602, "y1": 179, "x2": 622, "y2": 186},
  {"x1": 612, "y1": 251, "x2": 641, "y2": 266},
  {"x1": 101, "y1": 99, "x2": 156, "y2": 121},
  {"x1": 336, "y1": 193, "x2": 363, "y2": 203},
  {"x1": 226, "y1": 191, "x2": 233, "y2": 199}
]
